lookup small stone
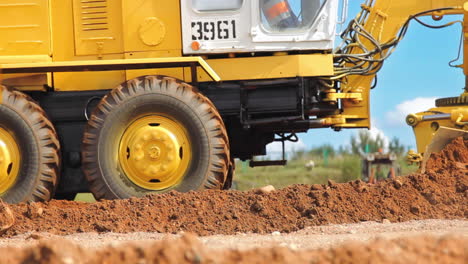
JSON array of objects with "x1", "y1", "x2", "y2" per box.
[
  {"x1": 36, "y1": 207, "x2": 43, "y2": 217},
  {"x1": 272, "y1": 231, "x2": 281, "y2": 236},
  {"x1": 356, "y1": 185, "x2": 367, "y2": 193},
  {"x1": 393, "y1": 180, "x2": 403, "y2": 189},
  {"x1": 62, "y1": 257, "x2": 76, "y2": 264},
  {"x1": 0, "y1": 200, "x2": 15, "y2": 233},
  {"x1": 289, "y1": 243, "x2": 299, "y2": 250},
  {"x1": 327, "y1": 179, "x2": 336, "y2": 187},
  {"x1": 382, "y1": 219, "x2": 391, "y2": 224},
  {"x1": 348, "y1": 229, "x2": 357, "y2": 234},
  {"x1": 410, "y1": 206, "x2": 420, "y2": 215},
  {"x1": 310, "y1": 184, "x2": 323, "y2": 191},
  {"x1": 250, "y1": 201, "x2": 264, "y2": 212},
  {"x1": 27, "y1": 233, "x2": 44, "y2": 240},
  {"x1": 26, "y1": 203, "x2": 44, "y2": 219},
  {"x1": 256, "y1": 185, "x2": 276, "y2": 194}
]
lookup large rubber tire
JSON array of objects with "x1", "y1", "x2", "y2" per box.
[
  {"x1": 223, "y1": 157, "x2": 235, "y2": 190},
  {"x1": 0, "y1": 86, "x2": 60, "y2": 203},
  {"x1": 82, "y1": 76, "x2": 230, "y2": 200}
]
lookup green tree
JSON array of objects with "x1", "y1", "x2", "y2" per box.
[
  {"x1": 388, "y1": 137, "x2": 405, "y2": 155},
  {"x1": 350, "y1": 130, "x2": 385, "y2": 155},
  {"x1": 309, "y1": 144, "x2": 335, "y2": 158}
]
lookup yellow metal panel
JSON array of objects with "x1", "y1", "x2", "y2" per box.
[
  {"x1": 194, "y1": 54, "x2": 333, "y2": 82},
  {"x1": 0, "y1": 55, "x2": 51, "y2": 91},
  {"x1": 2, "y1": 73, "x2": 48, "y2": 91},
  {"x1": 51, "y1": 0, "x2": 125, "y2": 91},
  {"x1": 0, "y1": 0, "x2": 51, "y2": 56},
  {"x1": 1, "y1": 56, "x2": 220, "y2": 91},
  {"x1": 124, "y1": 51, "x2": 184, "y2": 81},
  {"x1": 53, "y1": 70, "x2": 125, "y2": 92},
  {"x1": 0, "y1": 57, "x2": 220, "y2": 81},
  {"x1": 0, "y1": 55, "x2": 51, "y2": 64},
  {"x1": 122, "y1": 0, "x2": 182, "y2": 53},
  {"x1": 72, "y1": 0, "x2": 124, "y2": 56}
]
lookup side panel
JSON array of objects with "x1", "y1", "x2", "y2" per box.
[
  {"x1": 0, "y1": 0, "x2": 51, "y2": 56},
  {"x1": 72, "y1": 0, "x2": 124, "y2": 56},
  {"x1": 52, "y1": 0, "x2": 125, "y2": 91},
  {"x1": 192, "y1": 54, "x2": 334, "y2": 82},
  {"x1": 122, "y1": 0, "x2": 182, "y2": 53},
  {"x1": 122, "y1": 0, "x2": 185, "y2": 80}
]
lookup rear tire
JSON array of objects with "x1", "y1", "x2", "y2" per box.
[
  {"x1": 0, "y1": 86, "x2": 60, "y2": 203},
  {"x1": 82, "y1": 76, "x2": 230, "y2": 199}
]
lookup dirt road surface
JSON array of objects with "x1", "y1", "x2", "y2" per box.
[
  {"x1": 0, "y1": 137, "x2": 466, "y2": 263},
  {"x1": 0, "y1": 219, "x2": 466, "y2": 250}
]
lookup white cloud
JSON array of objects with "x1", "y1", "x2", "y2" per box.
[
  {"x1": 367, "y1": 126, "x2": 390, "y2": 150},
  {"x1": 385, "y1": 97, "x2": 437, "y2": 126}
]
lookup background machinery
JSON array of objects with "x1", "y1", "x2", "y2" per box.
[
  {"x1": 0, "y1": 0, "x2": 467, "y2": 203},
  {"x1": 361, "y1": 151, "x2": 400, "y2": 183}
]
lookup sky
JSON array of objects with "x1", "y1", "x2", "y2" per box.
[{"x1": 268, "y1": 0, "x2": 465, "y2": 155}]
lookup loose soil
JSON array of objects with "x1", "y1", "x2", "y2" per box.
[
  {"x1": 0, "y1": 233, "x2": 466, "y2": 264},
  {"x1": 0, "y1": 200, "x2": 14, "y2": 234},
  {"x1": 0, "y1": 137, "x2": 466, "y2": 237}
]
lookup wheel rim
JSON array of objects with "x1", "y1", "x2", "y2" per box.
[
  {"x1": 0, "y1": 128, "x2": 20, "y2": 194},
  {"x1": 118, "y1": 115, "x2": 192, "y2": 190}
]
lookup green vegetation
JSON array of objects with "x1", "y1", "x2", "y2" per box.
[
  {"x1": 235, "y1": 155, "x2": 418, "y2": 191},
  {"x1": 75, "y1": 193, "x2": 96, "y2": 202},
  {"x1": 235, "y1": 131, "x2": 419, "y2": 191}
]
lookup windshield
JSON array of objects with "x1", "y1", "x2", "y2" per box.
[{"x1": 260, "y1": 0, "x2": 326, "y2": 32}]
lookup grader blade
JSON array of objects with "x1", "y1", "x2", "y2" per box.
[{"x1": 421, "y1": 127, "x2": 468, "y2": 173}]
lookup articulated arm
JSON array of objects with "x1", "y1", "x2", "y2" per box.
[{"x1": 330, "y1": 0, "x2": 468, "y2": 129}]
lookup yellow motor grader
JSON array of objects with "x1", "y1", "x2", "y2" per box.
[{"x1": 0, "y1": 0, "x2": 466, "y2": 203}]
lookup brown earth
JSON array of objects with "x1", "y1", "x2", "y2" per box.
[
  {"x1": 0, "y1": 233, "x2": 466, "y2": 264},
  {"x1": 0, "y1": 200, "x2": 14, "y2": 234},
  {"x1": 426, "y1": 136, "x2": 468, "y2": 172},
  {"x1": 0, "y1": 137, "x2": 466, "y2": 237}
]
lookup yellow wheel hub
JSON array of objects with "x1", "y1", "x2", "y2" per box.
[
  {"x1": 119, "y1": 115, "x2": 192, "y2": 190},
  {"x1": 0, "y1": 128, "x2": 20, "y2": 194}
]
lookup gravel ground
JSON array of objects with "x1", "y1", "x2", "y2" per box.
[{"x1": 0, "y1": 219, "x2": 465, "y2": 250}]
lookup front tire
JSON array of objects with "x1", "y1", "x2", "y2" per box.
[
  {"x1": 82, "y1": 76, "x2": 230, "y2": 199},
  {"x1": 0, "y1": 86, "x2": 60, "y2": 203}
]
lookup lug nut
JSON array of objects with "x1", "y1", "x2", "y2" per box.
[
  {"x1": 149, "y1": 165, "x2": 159, "y2": 175},
  {"x1": 134, "y1": 152, "x2": 144, "y2": 161}
]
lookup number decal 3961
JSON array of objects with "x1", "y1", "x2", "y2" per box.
[{"x1": 191, "y1": 19, "x2": 237, "y2": 41}]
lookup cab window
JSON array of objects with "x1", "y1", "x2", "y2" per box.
[
  {"x1": 260, "y1": 0, "x2": 326, "y2": 32},
  {"x1": 193, "y1": 0, "x2": 243, "y2": 12}
]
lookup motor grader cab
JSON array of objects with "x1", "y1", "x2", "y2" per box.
[{"x1": 0, "y1": 0, "x2": 467, "y2": 203}]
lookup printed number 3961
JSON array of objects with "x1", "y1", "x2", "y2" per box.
[{"x1": 191, "y1": 20, "x2": 237, "y2": 41}]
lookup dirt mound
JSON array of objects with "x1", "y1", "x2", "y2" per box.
[
  {"x1": 426, "y1": 137, "x2": 468, "y2": 172},
  {"x1": 0, "y1": 200, "x2": 14, "y2": 234},
  {"x1": 0, "y1": 234, "x2": 466, "y2": 264},
  {"x1": 1, "y1": 137, "x2": 467, "y2": 237}
]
